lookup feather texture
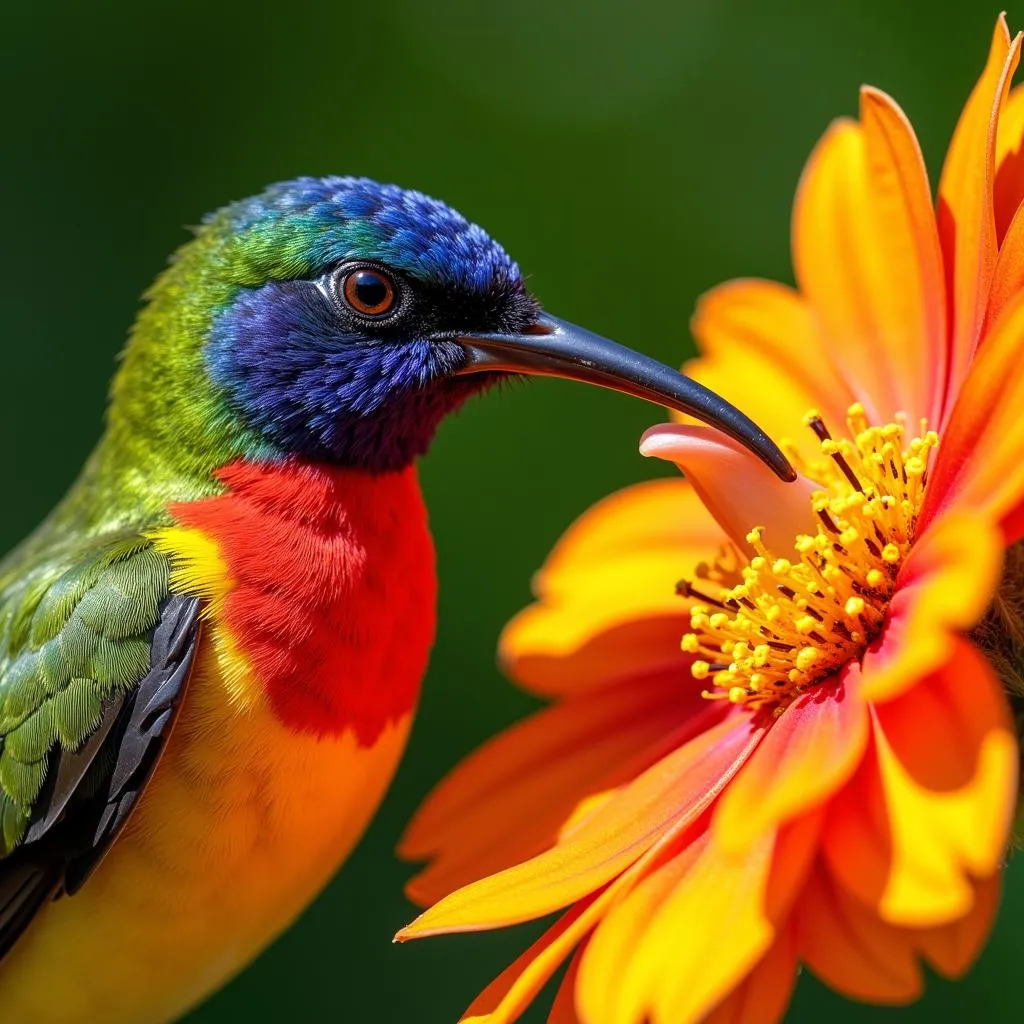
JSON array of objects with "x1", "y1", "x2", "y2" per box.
[{"x1": 0, "y1": 532, "x2": 200, "y2": 957}]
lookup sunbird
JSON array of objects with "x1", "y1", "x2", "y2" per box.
[{"x1": 0, "y1": 177, "x2": 791, "y2": 1022}]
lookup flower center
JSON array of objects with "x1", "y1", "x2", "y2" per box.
[{"x1": 681, "y1": 404, "x2": 939, "y2": 712}]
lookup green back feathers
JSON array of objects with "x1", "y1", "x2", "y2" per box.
[
  {"x1": 0, "y1": 536, "x2": 170, "y2": 855},
  {"x1": 0, "y1": 191, "x2": 273, "y2": 860}
]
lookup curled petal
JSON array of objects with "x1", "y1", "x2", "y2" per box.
[
  {"x1": 918, "y1": 290, "x2": 1024, "y2": 544},
  {"x1": 501, "y1": 479, "x2": 721, "y2": 697},
  {"x1": 823, "y1": 639, "x2": 1016, "y2": 927},
  {"x1": 639, "y1": 424, "x2": 818, "y2": 554},
  {"x1": 714, "y1": 664, "x2": 870, "y2": 854},
  {"x1": 686, "y1": 279, "x2": 854, "y2": 464},
  {"x1": 937, "y1": 15, "x2": 1021, "y2": 410},
  {"x1": 397, "y1": 714, "x2": 761, "y2": 938},
  {"x1": 400, "y1": 673, "x2": 703, "y2": 906}
]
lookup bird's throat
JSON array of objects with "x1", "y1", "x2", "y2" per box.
[{"x1": 150, "y1": 458, "x2": 438, "y2": 740}]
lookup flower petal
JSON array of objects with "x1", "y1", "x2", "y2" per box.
[
  {"x1": 686, "y1": 279, "x2": 854, "y2": 464},
  {"x1": 501, "y1": 479, "x2": 722, "y2": 697},
  {"x1": 639, "y1": 425, "x2": 819, "y2": 554},
  {"x1": 714, "y1": 664, "x2": 870, "y2": 854},
  {"x1": 455, "y1": 896, "x2": 600, "y2": 1024},
  {"x1": 626, "y1": 812, "x2": 819, "y2": 1024},
  {"x1": 397, "y1": 713, "x2": 762, "y2": 937},
  {"x1": 823, "y1": 639, "x2": 1016, "y2": 927},
  {"x1": 912, "y1": 871, "x2": 1002, "y2": 979},
  {"x1": 983, "y1": 199, "x2": 1024, "y2": 330},
  {"x1": 860, "y1": 86, "x2": 949, "y2": 425},
  {"x1": 400, "y1": 672, "x2": 703, "y2": 906},
  {"x1": 859, "y1": 509, "x2": 1002, "y2": 704},
  {"x1": 918, "y1": 289, "x2": 1024, "y2": 543},
  {"x1": 502, "y1": 607, "x2": 689, "y2": 703},
  {"x1": 702, "y1": 923, "x2": 799, "y2": 1024},
  {"x1": 452, "y1": 822, "x2": 725, "y2": 1024},
  {"x1": 538, "y1": 479, "x2": 724, "y2": 599},
  {"x1": 795, "y1": 861, "x2": 923, "y2": 1003},
  {"x1": 576, "y1": 827, "x2": 712, "y2": 1024},
  {"x1": 547, "y1": 947, "x2": 584, "y2": 1024},
  {"x1": 937, "y1": 15, "x2": 1021, "y2": 409},
  {"x1": 994, "y1": 83, "x2": 1024, "y2": 240},
  {"x1": 792, "y1": 93, "x2": 947, "y2": 426}
]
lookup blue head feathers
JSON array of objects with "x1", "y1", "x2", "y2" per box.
[{"x1": 204, "y1": 176, "x2": 538, "y2": 471}]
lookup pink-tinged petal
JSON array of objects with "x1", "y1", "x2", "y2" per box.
[
  {"x1": 703, "y1": 923, "x2": 799, "y2": 1024},
  {"x1": 937, "y1": 15, "x2": 1021, "y2": 413},
  {"x1": 639, "y1": 424, "x2": 818, "y2": 554},
  {"x1": 994, "y1": 84, "x2": 1024, "y2": 241},
  {"x1": 822, "y1": 639, "x2": 1016, "y2": 927},
  {"x1": 624, "y1": 812, "x2": 820, "y2": 1024},
  {"x1": 686, "y1": 279, "x2": 854, "y2": 465},
  {"x1": 714, "y1": 665, "x2": 870, "y2": 854},
  {"x1": 918, "y1": 290, "x2": 1024, "y2": 544},
  {"x1": 501, "y1": 479, "x2": 722, "y2": 698},
  {"x1": 795, "y1": 861, "x2": 923, "y2": 1003},
  {"x1": 859, "y1": 510, "x2": 1002, "y2": 704},
  {"x1": 397, "y1": 713, "x2": 763, "y2": 938},
  {"x1": 400, "y1": 672, "x2": 710, "y2": 906}
]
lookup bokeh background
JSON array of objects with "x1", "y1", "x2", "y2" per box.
[{"x1": 2, "y1": 0, "x2": 1022, "y2": 1020}]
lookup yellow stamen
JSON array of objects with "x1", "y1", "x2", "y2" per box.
[{"x1": 683, "y1": 406, "x2": 938, "y2": 711}]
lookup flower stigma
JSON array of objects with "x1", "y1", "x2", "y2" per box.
[{"x1": 681, "y1": 404, "x2": 939, "y2": 711}]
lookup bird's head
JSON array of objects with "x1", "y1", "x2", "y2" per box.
[{"x1": 117, "y1": 177, "x2": 792, "y2": 480}]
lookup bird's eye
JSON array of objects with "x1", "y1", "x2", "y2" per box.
[{"x1": 340, "y1": 267, "x2": 397, "y2": 318}]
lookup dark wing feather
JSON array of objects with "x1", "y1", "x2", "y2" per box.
[{"x1": 0, "y1": 583, "x2": 200, "y2": 959}]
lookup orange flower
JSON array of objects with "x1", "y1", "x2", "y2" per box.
[{"x1": 397, "y1": 16, "x2": 1024, "y2": 1024}]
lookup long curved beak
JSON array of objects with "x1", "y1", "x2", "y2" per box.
[{"x1": 456, "y1": 312, "x2": 796, "y2": 482}]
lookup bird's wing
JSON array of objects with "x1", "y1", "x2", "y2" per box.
[{"x1": 0, "y1": 533, "x2": 200, "y2": 958}]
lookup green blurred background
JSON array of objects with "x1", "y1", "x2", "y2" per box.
[{"x1": 2, "y1": 0, "x2": 1021, "y2": 1020}]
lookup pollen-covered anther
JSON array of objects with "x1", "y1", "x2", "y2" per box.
[{"x1": 680, "y1": 407, "x2": 939, "y2": 710}]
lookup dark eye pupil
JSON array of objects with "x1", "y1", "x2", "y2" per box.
[
  {"x1": 340, "y1": 265, "x2": 397, "y2": 317},
  {"x1": 352, "y1": 271, "x2": 389, "y2": 309}
]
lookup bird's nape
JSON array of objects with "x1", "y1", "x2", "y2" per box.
[{"x1": 457, "y1": 311, "x2": 796, "y2": 481}]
